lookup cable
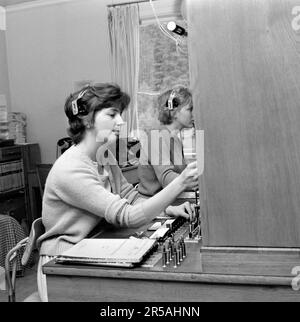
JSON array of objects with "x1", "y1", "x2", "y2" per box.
[
  {"x1": 149, "y1": 0, "x2": 179, "y2": 45},
  {"x1": 137, "y1": 91, "x2": 161, "y2": 96},
  {"x1": 138, "y1": 83, "x2": 189, "y2": 97},
  {"x1": 160, "y1": 23, "x2": 189, "y2": 55},
  {"x1": 148, "y1": 0, "x2": 188, "y2": 55}
]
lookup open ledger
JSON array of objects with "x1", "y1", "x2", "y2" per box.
[{"x1": 55, "y1": 238, "x2": 157, "y2": 268}]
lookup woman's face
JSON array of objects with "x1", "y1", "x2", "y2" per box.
[
  {"x1": 175, "y1": 102, "x2": 194, "y2": 129},
  {"x1": 93, "y1": 107, "x2": 124, "y2": 144}
]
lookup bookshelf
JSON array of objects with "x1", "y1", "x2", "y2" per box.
[
  {"x1": 0, "y1": 159, "x2": 24, "y2": 193},
  {"x1": 0, "y1": 144, "x2": 41, "y2": 229},
  {"x1": 0, "y1": 145, "x2": 26, "y2": 226},
  {"x1": 0, "y1": 188, "x2": 24, "y2": 198}
]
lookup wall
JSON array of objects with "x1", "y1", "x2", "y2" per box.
[
  {"x1": 0, "y1": 6, "x2": 11, "y2": 112},
  {"x1": 4, "y1": 0, "x2": 180, "y2": 162},
  {"x1": 5, "y1": 0, "x2": 112, "y2": 162}
]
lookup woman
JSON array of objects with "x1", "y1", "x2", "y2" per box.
[
  {"x1": 138, "y1": 86, "x2": 194, "y2": 197},
  {"x1": 37, "y1": 84, "x2": 198, "y2": 301}
]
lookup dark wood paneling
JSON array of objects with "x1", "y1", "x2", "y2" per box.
[{"x1": 188, "y1": 0, "x2": 300, "y2": 246}]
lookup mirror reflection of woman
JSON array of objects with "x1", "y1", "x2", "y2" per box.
[{"x1": 138, "y1": 86, "x2": 194, "y2": 198}]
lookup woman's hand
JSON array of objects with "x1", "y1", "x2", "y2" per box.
[
  {"x1": 178, "y1": 161, "x2": 199, "y2": 191},
  {"x1": 166, "y1": 202, "x2": 195, "y2": 220},
  {"x1": 140, "y1": 162, "x2": 199, "y2": 224}
]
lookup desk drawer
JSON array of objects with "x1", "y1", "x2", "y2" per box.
[{"x1": 0, "y1": 146, "x2": 22, "y2": 162}]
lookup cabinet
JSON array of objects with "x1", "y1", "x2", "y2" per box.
[
  {"x1": 0, "y1": 146, "x2": 27, "y2": 227},
  {"x1": 0, "y1": 144, "x2": 41, "y2": 229},
  {"x1": 189, "y1": 0, "x2": 300, "y2": 248},
  {"x1": 185, "y1": 0, "x2": 300, "y2": 290},
  {"x1": 18, "y1": 143, "x2": 41, "y2": 226}
]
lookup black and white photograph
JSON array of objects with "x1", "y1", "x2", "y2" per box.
[{"x1": 0, "y1": 0, "x2": 300, "y2": 305}]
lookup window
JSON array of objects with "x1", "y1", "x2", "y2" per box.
[{"x1": 137, "y1": 0, "x2": 195, "y2": 160}]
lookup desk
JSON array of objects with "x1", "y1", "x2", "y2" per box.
[
  {"x1": 43, "y1": 220, "x2": 300, "y2": 302},
  {"x1": 44, "y1": 243, "x2": 300, "y2": 302}
]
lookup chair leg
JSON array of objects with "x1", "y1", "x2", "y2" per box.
[
  {"x1": 12, "y1": 260, "x2": 17, "y2": 292},
  {"x1": 8, "y1": 293, "x2": 16, "y2": 302},
  {"x1": 5, "y1": 237, "x2": 28, "y2": 303}
]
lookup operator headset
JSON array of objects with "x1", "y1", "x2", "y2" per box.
[
  {"x1": 71, "y1": 88, "x2": 90, "y2": 117},
  {"x1": 165, "y1": 88, "x2": 194, "y2": 144},
  {"x1": 166, "y1": 89, "x2": 180, "y2": 117},
  {"x1": 57, "y1": 88, "x2": 91, "y2": 159},
  {"x1": 71, "y1": 86, "x2": 118, "y2": 118}
]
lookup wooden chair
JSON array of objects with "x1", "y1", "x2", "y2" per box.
[
  {"x1": 35, "y1": 164, "x2": 52, "y2": 198},
  {"x1": 5, "y1": 217, "x2": 45, "y2": 302}
]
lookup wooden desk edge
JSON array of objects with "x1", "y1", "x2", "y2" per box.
[{"x1": 43, "y1": 262, "x2": 293, "y2": 287}]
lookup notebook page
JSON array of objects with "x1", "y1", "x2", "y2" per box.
[{"x1": 59, "y1": 238, "x2": 156, "y2": 263}]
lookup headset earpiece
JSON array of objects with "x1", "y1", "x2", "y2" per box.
[
  {"x1": 71, "y1": 89, "x2": 89, "y2": 116},
  {"x1": 166, "y1": 89, "x2": 180, "y2": 113},
  {"x1": 167, "y1": 90, "x2": 176, "y2": 111}
]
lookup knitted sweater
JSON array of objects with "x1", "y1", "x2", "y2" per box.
[
  {"x1": 138, "y1": 126, "x2": 187, "y2": 197},
  {"x1": 37, "y1": 145, "x2": 146, "y2": 256}
]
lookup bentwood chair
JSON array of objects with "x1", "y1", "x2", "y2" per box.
[{"x1": 5, "y1": 217, "x2": 45, "y2": 302}]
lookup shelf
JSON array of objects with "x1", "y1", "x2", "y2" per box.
[{"x1": 0, "y1": 187, "x2": 25, "y2": 199}]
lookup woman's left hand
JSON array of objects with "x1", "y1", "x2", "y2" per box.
[{"x1": 165, "y1": 202, "x2": 194, "y2": 220}]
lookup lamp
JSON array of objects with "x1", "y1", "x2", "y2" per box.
[{"x1": 167, "y1": 21, "x2": 188, "y2": 37}]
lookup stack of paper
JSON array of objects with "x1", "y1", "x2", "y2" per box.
[
  {"x1": 0, "y1": 94, "x2": 8, "y2": 141},
  {"x1": 56, "y1": 238, "x2": 157, "y2": 267}
]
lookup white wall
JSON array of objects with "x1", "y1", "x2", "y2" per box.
[
  {"x1": 5, "y1": 0, "x2": 112, "y2": 162},
  {"x1": 0, "y1": 6, "x2": 11, "y2": 112}
]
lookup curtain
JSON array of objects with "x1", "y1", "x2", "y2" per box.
[{"x1": 108, "y1": 4, "x2": 140, "y2": 138}]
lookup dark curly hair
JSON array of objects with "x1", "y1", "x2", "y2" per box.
[{"x1": 64, "y1": 83, "x2": 130, "y2": 144}]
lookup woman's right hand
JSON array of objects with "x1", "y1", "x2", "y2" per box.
[{"x1": 178, "y1": 161, "x2": 199, "y2": 191}]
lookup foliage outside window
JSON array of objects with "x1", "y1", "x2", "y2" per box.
[{"x1": 138, "y1": 21, "x2": 195, "y2": 160}]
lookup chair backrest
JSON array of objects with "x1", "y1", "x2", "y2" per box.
[
  {"x1": 5, "y1": 218, "x2": 45, "y2": 302},
  {"x1": 36, "y1": 164, "x2": 52, "y2": 198},
  {"x1": 5, "y1": 237, "x2": 29, "y2": 302},
  {"x1": 21, "y1": 218, "x2": 45, "y2": 266}
]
